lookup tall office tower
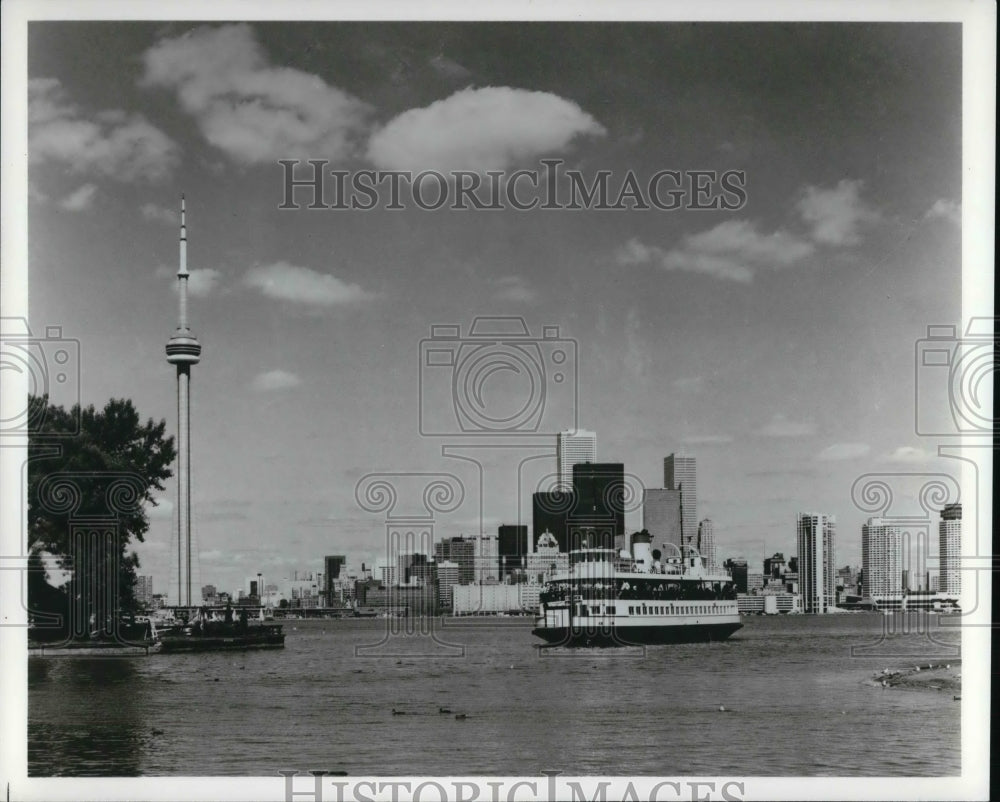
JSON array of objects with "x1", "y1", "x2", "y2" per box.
[
  {"x1": 796, "y1": 513, "x2": 836, "y2": 613},
  {"x1": 643, "y1": 489, "x2": 682, "y2": 551},
  {"x1": 697, "y1": 519, "x2": 717, "y2": 571},
  {"x1": 165, "y1": 196, "x2": 202, "y2": 607},
  {"x1": 664, "y1": 454, "x2": 697, "y2": 546},
  {"x1": 324, "y1": 555, "x2": 346, "y2": 601},
  {"x1": 472, "y1": 534, "x2": 499, "y2": 584},
  {"x1": 569, "y1": 462, "x2": 624, "y2": 550},
  {"x1": 436, "y1": 560, "x2": 460, "y2": 610},
  {"x1": 136, "y1": 576, "x2": 154, "y2": 608},
  {"x1": 861, "y1": 518, "x2": 902, "y2": 598},
  {"x1": 939, "y1": 503, "x2": 962, "y2": 595},
  {"x1": 498, "y1": 524, "x2": 529, "y2": 578},
  {"x1": 763, "y1": 553, "x2": 787, "y2": 578},
  {"x1": 556, "y1": 429, "x2": 597, "y2": 492},
  {"x1": 532, "y1": 490, "x2": 572, "y2": 553},
  {"x1": 723, "y1": 558, "x2": 748, "y2": 594},
  {"x1": 434, "y1": 536, "x2": 476, "y2": 584}
]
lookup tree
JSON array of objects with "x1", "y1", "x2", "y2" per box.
[{"x1": 28, "y1": 395, "x2": 175, "y2": 636}]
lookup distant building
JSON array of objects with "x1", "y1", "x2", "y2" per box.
[
  {"x1": 723, "y1": 558, "x2": 748, "y2": 594},
  {"x1": 698, "y1": 519, "x2": 717, "y2": 571},
  {"x1": 763, "y1": 553, "x2": 787, "y2": 579},
  {"x1": 862, "y1": 518, "x2": 902, "y2": 598},
  {"x1": 324, "y1": 555, "x2": 346, "y2": 603},
  {"x1": 135, "y1": 575, "x2": 154, "y2": 608},
  {"x1": 643, "y1": 489, "x2": 682, "y2": 551},
  {"x1": 436, "y1": 560, "x2": 459, "y2": 611},
  {"x1": 453, "y1": 583, "x2": 537, "y2": 615},
  {"x1": 472, "y1": 534, "x2": 499, "y2": 584},
  {"x1": 939, "y1": 503, "x2": 961, "y2": 595},
  {"x1": 797, "y1": 513, "x2": 836, "y2": 613},
  {"x1": 498, "y1": 524, "x2": 528, "y2": 578},
  {"x1": 747, "y1": 572, "x2": 764, "y2": 595},
  {"x1": 556, "y1": 429, "x2": 597, "y2": 492},
  {"x1": 532, "y1": 491, "x2": 571, "y2": 553},
  {"x1": 664, "y1": 453, "x2": 697, "y2": 547},
  {"x1": 434, "y1": 536, "x2": 475, "y2": 584},
  {"x1": 526, "y1": 531, "x2": 568, "y2": 583},
  {"x1": 570, "y1": 462, "x2": 625, "y2": 548}
]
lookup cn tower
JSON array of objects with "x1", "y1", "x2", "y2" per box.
[{"x1": 164, "y1": 195, "x2": 201, "y2": 607}]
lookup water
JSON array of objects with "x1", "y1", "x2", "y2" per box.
[{"x1": 28, "y1": 613, "x2": 961, "y2": 776}]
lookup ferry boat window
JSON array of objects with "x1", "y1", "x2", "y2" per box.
[
  {"x1": 590, "y1": 606, "x2": 599, "y2": 615},
  {"x1": 629, "y1": 606, "x2": 635, "y2": 614}
]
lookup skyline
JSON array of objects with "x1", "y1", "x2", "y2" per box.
[{"x1": 15, "y1": 21, "x2": 978, "y2": 595}]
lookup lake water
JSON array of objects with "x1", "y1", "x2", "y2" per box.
[{"x1": 28, "y1": 613, "x2": 961, "y2": 777}]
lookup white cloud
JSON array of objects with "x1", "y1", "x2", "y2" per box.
[
  {"x1": 367, "y1": 86, "x2": 605, "y2": 172},
  {"x1": 618, "y1": 219, "x2": 814, "y2": 284},
  {"x1": 183, "y1": 269, "x2": 222, "y2": 298},
  {"x1": 797, "y1": 179, "x2": 879, "y2": 246},
  {"x1": 817, "y1": 442, "x2": 871, "y2": 461},
  {"x1": 244, "y1": 262, "x2": 375, "y2": 307},
  {"x1": 29, "y1": 77, "x2": 178, "y2": 182},
  {"x1": 58, "y1": 183, "x2": 98, "y2": 212},
  {"x1": 141, "y1": 23, "x2": 370, "y2": 164},
  {"x1": 884, "y1": 446, "x2": 934, "y2": 464},
  {"x1": 252, "y1": 370, "x2": 302, "y2": 392},
  {"x1": 492, "y1": 275, "x2": 536, "y2": 303},
  {"x1": 681, "y1": 434, "x2": 734, "y2": 445},
  {"x1": 756, "y1": 414, "x2": 817, "y2": 438},
  {"x1": 141, "y1": 203, "x2": 177, "y2": 225},
  {"x1": 924, "y1": 198, "x2": 961, "y2": 227},
  {"x1": 145, "y1": 498, "x2": 174, "y2": 520}
]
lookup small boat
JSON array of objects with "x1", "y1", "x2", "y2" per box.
[{"x1": 154, "y1": 611, "x2": 285, "y2": 653}]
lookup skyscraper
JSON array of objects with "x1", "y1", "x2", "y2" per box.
[
  {"x1": 796, "y1": 512, "x2": 836, "y2": 613},
  {"x1": 664, "y1": 454, "x2": 697, "y2": 546},
  {"x1": 165, "y1": 196, "x2": 202, "y2": 607},
  {"x1": 698, "y1": 519, "x2": 717, "y2": 572},
  {"x1": 324, "y1": 555, "x2": 346, "y2": 602},
  {"x1": 643, "y1": 489, "x2": 682, "y2": 551},
  {"x1": 556, "y1": 429, "x2": 596, "y2": 492},
  {"x1": 861, "y1": 518, "x2": 902, "y2": 598},
  {"x1": 498, "y1": 524, "x2": 528, "y2": 578},
  {"x1": 939, "y1": 503, "x2": 961, "y2": 595},
  {"x1": 532, "y1": 490, "x2": 572, "y2": 553},
  {"x1": 434, "y1": 536, "x2": 475, "y2": 584},
  {"x1": 569, "y1": 462, "x2": 624, "y2": 550}
]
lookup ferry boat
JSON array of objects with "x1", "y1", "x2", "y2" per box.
[
  {"x1": 153, "y1": 608, "x2": 285, "y2": 653},
  {"x1": 533, "y1": 533, "x2": 742, "y2": 646}
]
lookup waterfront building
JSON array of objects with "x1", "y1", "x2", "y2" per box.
[
  {"x1": 164, "y1": 196, "x2": 202, "y2": 607},
  {"x1": 556, "y1": 429, "x2": 597, "y2": 492},
  {"x1": 797, "y1": 513, "x2": 836, "y2": 613},
  {"x1": 453, "y1": 583, "x2": 533, "y2": 615},
  {"x1": 747, "y1": 572, "x2": 764, "y2": 595},
  {"x1": 939, "y1": 503, "x2": 961, "y2": 595},
  {"x1": 643, "y1": 489, "x2": 682, "y2": 551},
  {"x1": 472, "y1": 534, "x2": 499, "y2": 584},
  {"x1": 763, "y1": 553, "x2": 787, "y2": 579},
  {"x1": 698, "y1": 518, "x2": 717, "y2": 571},
  {"x1": 525, "y1": 531, "x2": 568, "y2": 583},
  {"x1": 664, "y1": 453, "x2": 697, "y2": 546},
  {"x1": 861, "y1": 518, "x2": 902, "y2": 598},
  {"x1": 436, "y1": 560, "x2": 459, "y2": 611}
]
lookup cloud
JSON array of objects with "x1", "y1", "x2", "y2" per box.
[
  {"x1": 797, "y1": 179, "x2": 879, "y2": 245},
  {"x1": 817, "y1": 442, "x2": 871, "y2": 461},
  {"x1": 492, "y1": 275, "x2": 536, "y2": 303},
  {"x1": 884, "y1": 446, "x2": 934, "y2": 464},
  {"x1": 141, "y1": 202, "x2": 177, "y2": 225},
  {"x1": 160, "y1": 265, "x2": 222, "y2": 297},
  {"x1": 756, "y1": 414, "x2": 817, "y2": 438},
  {"x1": 681, "y1": 434, "x2": 734, "y2": 445},
  {"x1": 145, "y1": 498, "x2": 174, "y2": 520},
  {"x1": 58, "y1": 184, "x2": 98, "y2": 212},
  {"x1": 924, "y1": 198, "x2": 961, "y2": 227},
  {"x1": 252, "y1": 369, "x2": 302, "y2": 392},
  {"x1": 244, "y1": 262, "x2": 376, "y2": 307},
  {"x1": 618, "y1": 220, "x2": 814, "y2": 283},
  {"x1": 29, "y1": 77, "x2": 178, "y2": 182},
  {"x1": 141, "y1": 23, "x2": 371, "y2": 164},
  {"x1": 367, "y1": 86, "x2": 605, "y2": 172}
]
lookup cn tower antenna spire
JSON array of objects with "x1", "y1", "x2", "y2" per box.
[{"x1": 165, "y1": 194, "x2": 201, "y2": 608}]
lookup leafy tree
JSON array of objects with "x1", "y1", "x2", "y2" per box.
[{"x1": 28, "y1": 395, "x2": 175, "y2": 636}]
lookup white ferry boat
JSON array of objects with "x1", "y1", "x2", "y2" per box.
[{"x1": 533, "y1": 533, "x2": 742, "y2": 646}]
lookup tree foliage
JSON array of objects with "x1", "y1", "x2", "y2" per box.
[{"x1": 28, "y1": 395, "x2": 175, "y2": 632}]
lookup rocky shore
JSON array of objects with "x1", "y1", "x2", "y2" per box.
[{"x1": 872, "y1": 661, "x2": 961, "y2": 694}]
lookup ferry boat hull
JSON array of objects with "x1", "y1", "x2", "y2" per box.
[
  {"x1": 155, "y1": 624, "x2": 285, "y2": 653},
  {"x1": 532, "y1": 621, "x2": 742, "y2": 647}
]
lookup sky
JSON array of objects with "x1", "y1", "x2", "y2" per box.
[{"x1": 21, "y1": 21, "x2": 971, "y2": 598}]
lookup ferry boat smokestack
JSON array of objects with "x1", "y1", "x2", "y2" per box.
[{"x1": 631, "y1": 531, "x2": 652, "y2": 567}]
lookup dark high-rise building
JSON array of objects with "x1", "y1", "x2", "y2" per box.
[
  {"x1": 532, "y1": 490, "x2": 573, "y2": 552},
  {"x1": 434, "y1": 537, "x2": 475, "y2": 584},
  {"x1": 764, "y1": 552, "x2": 787, "y2": 579},
  {"x1": 498, "y1": 524, "x2": 528, "y2": 577},
  {"x1": 570, "y1": 462, "x2": 624, "y2": 549},
  {"x1": 324, "y1": 555, "x2": 346, "y2": 602},
  {"x1": 723, "y1": 558, "x2": 748, "y2": 594}
]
